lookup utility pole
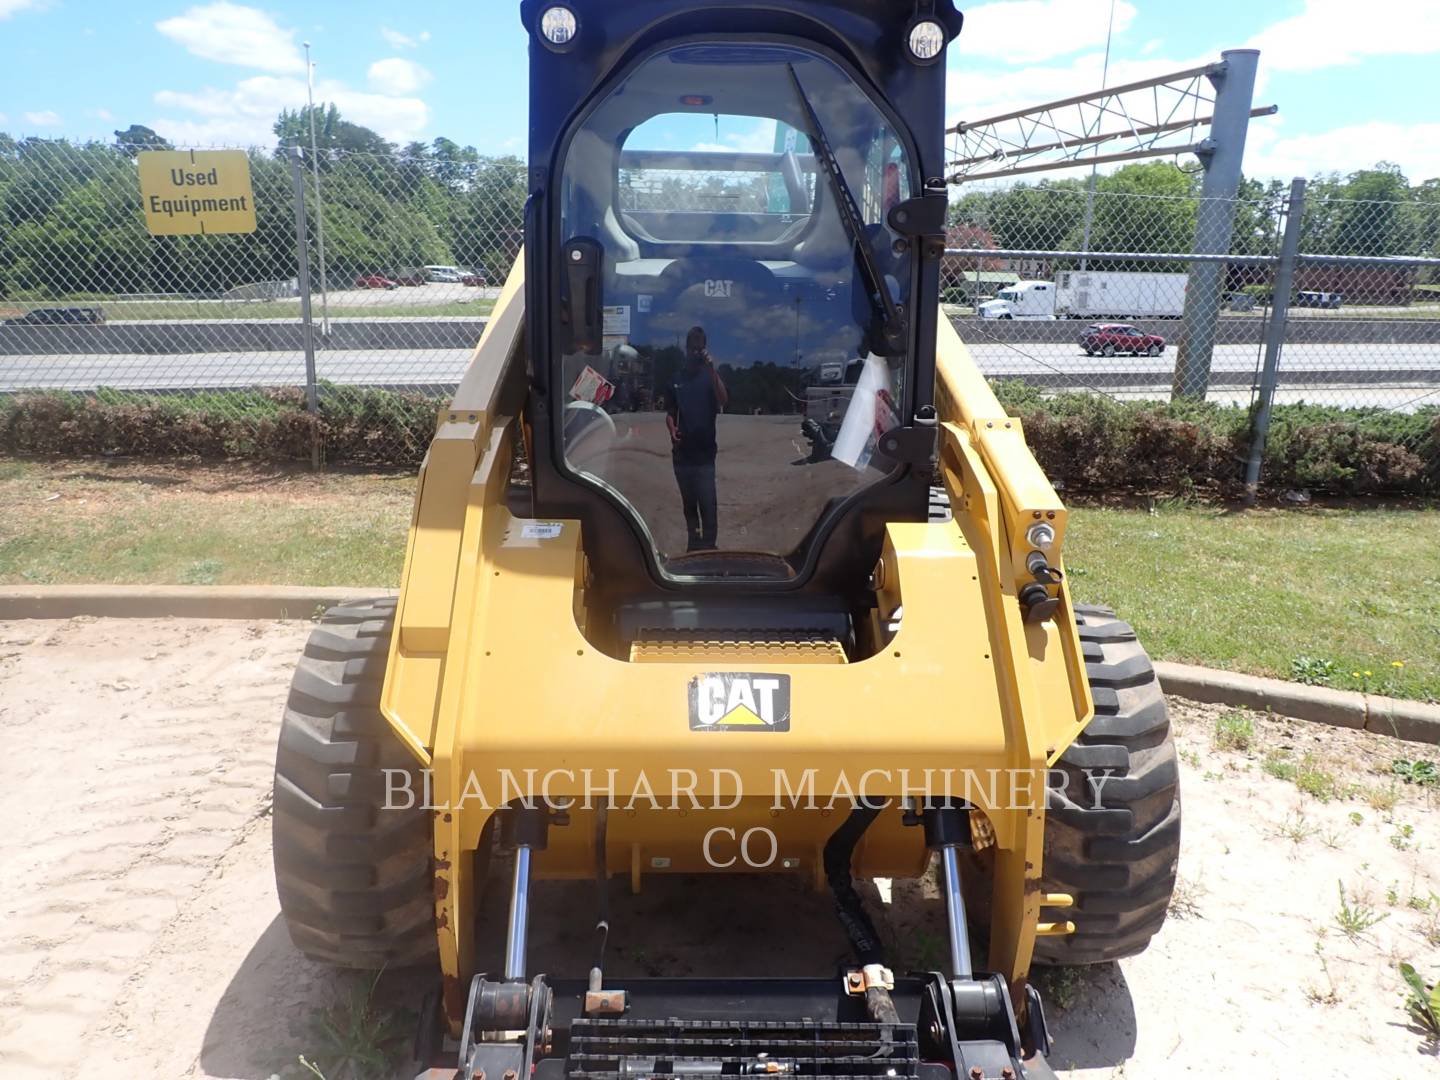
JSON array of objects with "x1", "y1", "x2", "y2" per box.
[
  {"x1": 303, "y1": 41, "x2": 331, "y2": 336},
  {"x1": 1243, "y1": 177, "x2": 1305, "y2": 500},
  {"x1": 287, "y1": 147, "x2": 321, "y2": 470},
  {"x1": 1171, "y1": 48, "x2": 1260, "y2": 399},
  {"x1": 1078, "y1": 0, "x2": 1117, "y2": 272}
]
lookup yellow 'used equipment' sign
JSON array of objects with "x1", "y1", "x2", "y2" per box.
[{"x1": 138, "y1": 150, "x2": 257, "y2": 236}]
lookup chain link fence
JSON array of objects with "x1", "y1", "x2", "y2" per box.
[
  {"x1": 0, "y1": 139, "x2": 523, "y2": 463},
  {"x1": 942, "y1": 179, "x2": 1440, "y2": 492},
  {"x1": 2, "y1": 136, "x2": 1437, "y2": 489}
]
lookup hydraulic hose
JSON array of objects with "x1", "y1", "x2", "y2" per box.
[{"x1": 823, "y1": 806, "x2": 886, "y2": 967}]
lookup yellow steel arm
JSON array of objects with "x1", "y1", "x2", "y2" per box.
[
  {"x1": 934, "y1": 316, "x2": 1094, "y2": 763},
  {"x1": 381, "y1": 256, "x2": 528, "y2": 764}
]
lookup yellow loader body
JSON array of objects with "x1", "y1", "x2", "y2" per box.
[{"x1": 379, "y1": 262, "x2": 1093, "y2": 1017}]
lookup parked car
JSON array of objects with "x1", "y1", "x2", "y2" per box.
[
  {"x1": 423, "y1": 265, "x2": 463, "y2": 283},
  {"x1": 460, "y1": 266, "x2": 489, "y2": 287},
  {"x1": 355, "y1": 273, "x2": 400, "y2": 290},
  {"x1": 3, "y1": 306, "x2": 106, "y2": 326},
  {"x1": 1294, "y1": 290, "x2": 1343, "y2": 309},
  {"x1": 1080, "y1": 323, "x2": 1165, "y2": 357},
  {"x1": 391, "y1": 268, "x2": 428, "y2": 286}
]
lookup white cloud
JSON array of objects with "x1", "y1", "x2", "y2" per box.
[
  {"x1": 1244, "y1": 121, "x2": 1440, "y2": 183},
  {"x1": 367, "y1": 57, "x2": 432, "y2": 96},
  {"x1": 0, "y1": 0, "x2": 44, "y2": 18},
  {"x1": 156, "y1": 2, "x2": 305, "y2": 74},
  {"x1": 152, "y1": 75, "x2": 429, "y2": 145},
  {"x1": 1248, "y1": 0, "x2": 1440, "y2": 73},
  {"x1": 23, "y1": 110, "x2": 62, "y2": 127},
  {"x1": 89, "y1": 107, "x2": 115, "y2": 121},
  {"x1": 955, "y1": 0, "x2": 1137, "y2": 65},
  {"x1": 0, "y1": 112, "x2": 8, "y2": 125},
  {"x1": 380, "y1": 26, "x2": 430, "y2": 49},
  {"x1": 689, "y1": 120, "x2": 779, "y2": 155}
]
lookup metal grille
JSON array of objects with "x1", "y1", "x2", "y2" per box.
[
  {"x1": 630, "y1": 637, "x2": 847, "y2": 664},
  {"x1": 566, "y1": 1017, "x2": 920, "y2": 1080}
]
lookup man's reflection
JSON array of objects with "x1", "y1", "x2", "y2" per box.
[{"x1": 665, "y1": 326, "x2": 729, "y2": 551}]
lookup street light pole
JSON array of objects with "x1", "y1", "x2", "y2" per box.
[
  {"x1": 1078, "y1": 0, "x2": 1117, "y2": 272},
  {"x1": 303, "y1": 41, "x2": 331, "y2": 335}
]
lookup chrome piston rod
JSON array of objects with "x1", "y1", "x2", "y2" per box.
[
  {"x1": 504, "y1": 845, "x2": 533, "y2": 982},
  {"x1": 939, "y1": 843, "x2": 973, "y2": 980}
]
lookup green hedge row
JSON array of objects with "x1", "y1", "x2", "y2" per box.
[
  {"x1": 993, "y1": 382, "x2": 1439, "y2": 495},
  {"x1": 0, "y1": 385, "x2": 440, "y2": 467},
  {"x1": 2, "y1": 383, "x2": 1436, "y2": 495}
]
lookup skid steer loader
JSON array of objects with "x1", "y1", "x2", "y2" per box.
[{"x1": 272, "y1": 3, "x2": 1181, "y2": 1077}]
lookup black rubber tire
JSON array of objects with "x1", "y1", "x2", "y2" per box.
[
  {"x1": 272, "y1": 597, "x2": 437, "y2": 969},
  {"x1": 1033, "y1": 604, "x2": 1181, "y2": 965}
]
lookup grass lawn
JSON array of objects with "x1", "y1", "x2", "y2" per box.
[
  {"x1": 1065, "y1": 500, "x2": 1439, "y2": 703},
  {"x1": 2, "y1": 459, "x2": 1436, "y2": 701},
  {"x1": 0, "y1": 460, "x2": 413, "y2": 589}
]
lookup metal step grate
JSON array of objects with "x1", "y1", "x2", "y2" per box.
[
  {"x1": 629, "y1": 638, "x2": 847, "y2": 664},
  {"x1": 567, "y1": 1017, "x2": 920, "y2": 1080}
]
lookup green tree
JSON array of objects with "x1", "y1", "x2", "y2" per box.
[
  {"x1": 113, "y1": 125, "x2": 172, "y2": 157},
  {"x1": 947, "y1": 178, "x2": 1086, "y2": 251},
  {"x1": 273, "y1": 105, "x2": 395, "y2": 161},
  {"x1": 1085, "y1": 162, "x2": 1198, "y2": 255},
  {"x1": 1324, "y1": 163, "x2": 1413, "y2": 256}
]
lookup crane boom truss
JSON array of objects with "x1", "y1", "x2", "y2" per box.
[{"x1": 948, "y1": 61, "x2": 1276, "y2": 183}]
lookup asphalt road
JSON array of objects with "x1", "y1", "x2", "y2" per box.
[{"x1": 3, "y1": 342, "x2": 1437, "y2": 410}]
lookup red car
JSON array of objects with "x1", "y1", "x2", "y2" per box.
[
  {"x1": 1080, "y1": 323, "x2": 1166, "y2": 357},
  {"x1": 460, "y1": 268, "x2": 489, "y2": 287},
  {"x1": 355, "y1": 273, "x2": 399, "y2": 290}
]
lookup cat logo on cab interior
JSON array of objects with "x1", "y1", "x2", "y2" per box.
[{"x1": 688, "y1": 673, "x2": 791, "y2": 731}]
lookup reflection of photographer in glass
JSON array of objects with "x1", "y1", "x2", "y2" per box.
[{"x1": 665, "y1": 326, "x2": 729, "y2": 551}]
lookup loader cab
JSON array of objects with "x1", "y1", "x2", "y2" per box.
[{"x1": 521, "y1": 1, "x2": 959, "y2": 607}]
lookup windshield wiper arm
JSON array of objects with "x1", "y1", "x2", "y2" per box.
[{"x1": 786, "y1": 63, "x2": 906, "y2": 356}]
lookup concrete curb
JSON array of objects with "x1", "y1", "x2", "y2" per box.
[
  {"x1": 0, "y1": 585, "x2": 397, "y2": 622},
  {"x1": 2, "y1": 587, "x2": 1436, "y2": 745},
  {"x1": 1155, "y1": 661, "x2": 1440, "y2": 746}
]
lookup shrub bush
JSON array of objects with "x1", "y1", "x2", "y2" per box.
[
  {"x1": 2, "y1": 383, "x2": 1436, "y2": 496},
  {"x1": 992, "y1": 382, "x2": 1438, "y2": 495},
  {"x1": 0, "y1": 385, "x2": 437, "y2": 467}
]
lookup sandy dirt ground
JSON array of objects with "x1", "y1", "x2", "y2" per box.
[{"x1": 0, "y1": 617, "x2": 1437, "y2": 1079}]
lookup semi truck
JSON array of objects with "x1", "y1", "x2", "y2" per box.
[{"x1": 978, "y1": 271, "x2": 1188, "y2": 319}]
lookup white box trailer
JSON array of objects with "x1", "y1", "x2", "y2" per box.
[{"x1": 1054, "y1": 270, "x2": 1188, "y2": 318}]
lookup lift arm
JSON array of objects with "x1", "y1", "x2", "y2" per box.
[{"x1": 381, "y1": 257, "x2": 529, "y2": 763}]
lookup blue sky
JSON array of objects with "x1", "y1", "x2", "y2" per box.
[{"x1": 2, "y1": 0, "x2": 1438, "y2": 183}]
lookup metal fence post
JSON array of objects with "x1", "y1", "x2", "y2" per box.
[
  {"x1": 287, "y1": 146, "x2": 321, "y2": 469},
  {"x1": 1243, "y1": 176, "x2": 1306, "y2": 501},
  {"x1": 1172, "y1": 48, "x2": 1260, "y2": 399}
]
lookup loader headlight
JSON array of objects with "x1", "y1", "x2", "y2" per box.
[
  {"x1": 539, "y1": 5, "x2": 578, "y2": 49},
  {"x1": 906, "y1": 19, "x2": 947, "y2": 64}
]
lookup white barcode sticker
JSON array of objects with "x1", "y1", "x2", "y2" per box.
[{"x1": 520, "y1": 522, "x2": 563, "y2": 540}]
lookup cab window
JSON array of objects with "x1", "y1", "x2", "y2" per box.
[{"x1": 556, "y1": 43, "x2": 916, "y2": 581}]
